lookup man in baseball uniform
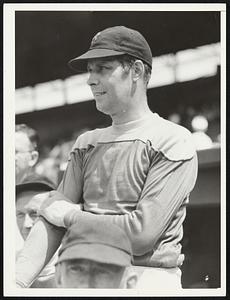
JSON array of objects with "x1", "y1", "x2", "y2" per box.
[{"x1": 16, "y1": 26, "x2": 198, "y2": 290}]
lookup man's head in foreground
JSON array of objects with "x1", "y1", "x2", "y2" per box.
[{"x1": 55, "y1": 220, "x2": 137, "y2": 288}]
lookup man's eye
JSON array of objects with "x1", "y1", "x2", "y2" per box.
[
  {"x1": 29, "y1": 212, "x2": 38, "y2": 219},
  {"x1": 87, "y1": 64, "x2": 111, "y2": 73},
  {"x1": 102, "y1": 65, "x2": 111, "y2": 69},
  {"x1": 16, "y1": 212, "x2": 24, "y2": 218},
  {"x1": 95, "y1": 268, "x2": 110, "y2": 276},
  {"x1": 69, "y1": 265, "x2": 83, "y2": 273},
  {"x1": 97, "y1": 65, "x2": 111, "y2": 72}
]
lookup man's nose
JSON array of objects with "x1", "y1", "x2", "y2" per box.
[
  {"x1": 23, "y1": 214, "x2": 34, "y2": 229},
  {"x1": 87, "y1": 72, "x2": 99, "y2": 86},
  {"x1": 77, "y1": 274, "x2": 92, "y2": 288},
  {"x1": 88, "y1": 275, "x2": 98, "y2": 288}
]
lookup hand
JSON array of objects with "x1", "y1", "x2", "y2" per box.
[
  {"x1": 26, "y1": 191, "x2": 50, "y2": 212},
  {"x1": 38, "y1": 191, "x2": 82, "y2": 228}
]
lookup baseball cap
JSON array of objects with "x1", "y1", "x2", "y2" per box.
[
  {"x1": 57, "y1": 219, "x2": 133, "y2": 267},
  {"x1": 68, "y1": 26, "x2": 152, "y2": 72},
  {"x1": 16, "y1": 174, "x2": 56, "y2": 197}
]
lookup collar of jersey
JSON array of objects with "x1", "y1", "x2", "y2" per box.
[{"x1": 111, "y1": 112, "x2": 157, "y2": 134}]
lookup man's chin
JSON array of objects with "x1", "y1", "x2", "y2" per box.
[{"x1": 95, "y1": 104, "x2": 112, "y2": 116}]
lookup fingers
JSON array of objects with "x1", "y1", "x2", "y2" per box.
[
  {"x1": 49, "y1": 190, "x2": 56, "y2": 197},
  {"x1": 48, "y1": 190, "x2": 71, "y2": 203},
  {"x1": 39, "y1": 196, "x2": 54, "y2": 212},
  {"x1": 39, "y1": 192, "x2": 69, "y2": 212},
  {"x1": 38, "y1": 200, "x2": 76, "y2": 228}
]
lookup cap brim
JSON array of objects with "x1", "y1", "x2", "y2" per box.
[
  {"x1": 68, "y1": 49, "x2": 126, "y2": 72},
  {"x1": 16, "y1": 182, "x2": 54, "y2": 195},
  {"x1": 57, "y1": 243, "x2": 131, "y2": 267}
]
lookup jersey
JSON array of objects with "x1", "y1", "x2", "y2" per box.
[{"x1": 58, "y1": 111, "x2": 198, "y2": 268}]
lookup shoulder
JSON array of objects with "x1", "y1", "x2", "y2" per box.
[
  {"x1": 71, "y1": 127, "x2": 107, "y2": 150},
  {"x1": 148, "y1": 114, "x2": 196, "y2": 161}
]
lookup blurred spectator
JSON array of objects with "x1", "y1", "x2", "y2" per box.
[
  {"x1": 167, "y1": 103, "x2": 219, "y2": 146},
  {"x1": 168, "y1": 113, "x2": 181, "y2": 124},
  {"x1": 16, "y1": 175, "x2": 57, "y2": 288},
  {"x1": 36, "y1": 157, "x2": 60, "y2": 187},
  {"x1": 49, "y1": 128, "x2": 90, "y2": 165},
  {"x1": 191, "y1": 115, "x2": 213, "y2": 150},
  {"x1": 15, "y1": 124, "x2": 39, "y2": 184},
  {"x1": 184, "y1": 106, "x2": 197, "y2": 132},
  {"x1": 201, "y1": 102, "x2": 220, "y2": 123},
  {"x1": 36, "y1": 128, "x2": 91, "y2": 185}
]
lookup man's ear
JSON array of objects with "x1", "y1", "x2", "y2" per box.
[
  {"x1": 132, "y1": 60, "x2": 145, "y2": 82},
  {"x1": 55, "y1": 263, "x2": 62, "y2": 288},
  {"x1": 29, "y1": 150, "x2": 39, "y2": 167},
  {"x1": 126, "y1": 270, "x2": 138, "y2": 289}
]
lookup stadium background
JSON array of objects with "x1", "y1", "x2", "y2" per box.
[{"x1": 15, "y1": 11, "x2": 221, "y2": 288}]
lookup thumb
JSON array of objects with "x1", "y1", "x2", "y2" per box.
[{"x1": 49, "y1": 190, "x2": 56, "y2": 197}]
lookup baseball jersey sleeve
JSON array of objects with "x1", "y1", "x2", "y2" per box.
[
  {"x1": 64, "y1": 153, "x2": 198, "y2": 256},
  {"x1": 57, "y1": 149, "x2": 84, "y2": 203}
]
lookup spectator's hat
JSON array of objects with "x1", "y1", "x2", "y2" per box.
[
  {"x1": 16, "y1": 174, "x2": 56, "y2": 198},
  {"x1": 68, "y1": 26, "x2": 152, "y2": 72},
  {"x1": 57, "y1": 219, "x2": 133, "y2": 267}
]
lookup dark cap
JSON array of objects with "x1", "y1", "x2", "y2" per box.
[
  {"x1": 68, "y1": 26, "x2": 152, "y2": 72},
  {"x1": 57, "y1": 219, "x2": 133, "y2": 267},
  {"x1": 16, "y1": 174, "x2": 56, "y2": 198}
]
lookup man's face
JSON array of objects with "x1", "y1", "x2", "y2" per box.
[
  {"x1": 15, "y1": 132, "x2": 34, "y2": 184},
  {"x1": 56, "y1": 259, "x2": 126, "y2": 288},
  {"x1": 87, "y1": 58, "x2": 133, "y2": 116},
  {"x1": 16, "y1": 190, "x2": 48, "y2": 240}
]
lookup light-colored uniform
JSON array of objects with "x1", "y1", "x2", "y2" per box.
[{"x1": 59, "y1": 111, "x2": 198, "y2": 289}]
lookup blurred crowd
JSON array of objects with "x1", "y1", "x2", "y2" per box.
[{"x1": 34, "y1": 128, "x2": 90, "y2": 186}]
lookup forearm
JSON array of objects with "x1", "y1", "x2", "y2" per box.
[
  {"x1": 16, "y1": 217, "x2": 65, "y2": 288},
  {"x1": 64, "y1": 206, "x2": 160, "y2": 256},
  {"x1": 65, "y1": 155, "x2": 198, "y2": 256}
]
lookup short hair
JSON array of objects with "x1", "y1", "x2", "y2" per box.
[
  {"x1": 15, "y1": 124, "x2": 39, "y2": 151},
  {"x1": 116, "y1": 54, "x2": 152, "y2": 86}
]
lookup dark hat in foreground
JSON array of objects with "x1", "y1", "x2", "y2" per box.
[
  {"x1": 68, "y1": 26, "x2": 152, "y2": 72},
  {"x1": 57, "y1": 219, "x2": 133, "y2": 267},
  {"x1": 16, "y1": 174, "x2": 56, "y2": 198}
]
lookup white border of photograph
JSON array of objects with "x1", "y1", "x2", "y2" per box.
[{"x1": 3, "y1": 2, "x2": 226, "y2": 297}]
